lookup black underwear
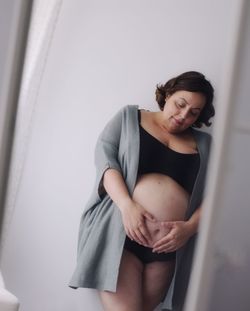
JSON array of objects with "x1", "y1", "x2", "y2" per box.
[{"x1": 124, "y1": 237, "x2": 176, "y2": 264}]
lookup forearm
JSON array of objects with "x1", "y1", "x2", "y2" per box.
[
  {"x1": 186, "y1": 207, "x2": 202, "y2": 237},
  {"x1": 103, "y1": 168, "x2": 133, "y2": 212},
  {"x1": 103, "y1": 168, "x2": 155, "y2": 245}
]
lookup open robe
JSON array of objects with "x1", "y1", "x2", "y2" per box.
[{"x1": 69, "y1": 105, "x2": 211, "y2": 310}]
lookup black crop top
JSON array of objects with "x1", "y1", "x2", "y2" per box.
[{"x1": 137, "y1": 110, "x2": 200, "y2": 194}]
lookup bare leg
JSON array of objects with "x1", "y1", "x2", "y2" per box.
[
  {"x1": 99, "y1": 250, "x2": 144, "y2": 311},
  {"x1": 142, "y1": 259, "x2": 175, "y2": 311}
]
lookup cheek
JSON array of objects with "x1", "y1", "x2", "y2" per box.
[
  {"x1": 185, "y1": 115, "x2": 199, "y2": 125},
  {"x1": 163, "y1": 106, "x2": 172, "y2": 116},
  {"x1": 167, "y1": 105, "x2": 178, "y2": 115},
  {"x1": 163, "y1": 103, "x2": 180, "y2": 117}
]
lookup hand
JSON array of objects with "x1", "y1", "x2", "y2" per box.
[
  {"x1": 152, "y1": 221, "x2": 193, "y2": 253},
  {"x1": 120, "y1": 199, "x2": 156, "y2": 246}
]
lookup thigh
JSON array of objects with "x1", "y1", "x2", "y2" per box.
[
  {"x1": 99, "y1": 250, "x2": 144, "y2": 311},
  {"x1": 142, "y1": 259, "x2": 175, "y2": 311}
]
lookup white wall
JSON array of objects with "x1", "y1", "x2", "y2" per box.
[{"x1": 1, "y1": 1, "x2": 239, "y2": 310}]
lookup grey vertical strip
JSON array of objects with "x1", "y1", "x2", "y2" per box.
[
  {"x1": 0, "y1": 0, "x2": 34, "y2": 254},
  {"x1": 0, "y1": 0, "x2": 64, "y2": 257}
]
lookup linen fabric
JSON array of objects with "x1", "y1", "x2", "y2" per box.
[{"x1": 68, "y1": 105, "x2": 212, "y2": 310}]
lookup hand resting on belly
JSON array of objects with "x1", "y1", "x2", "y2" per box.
[{"x1": 132, "y1": 173, "x2": 190, "y2": 247}]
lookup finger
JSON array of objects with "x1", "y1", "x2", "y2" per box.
[
  {"x1": 126, "y1": 229, "x2": 134, "y2": 241},
  {"x1": 136, "y1": 219, "x2": 151, "y2": 244},
  {"x1": 153, "y1": 235, "x2": 172, "y2": 248},
  {"x1": 129, "y1": 229, "x2": 140, "y2": 243},
  {"x1": 153, "y1": 233, "x2": 178, "y2": 250},
  {"x1": 143, "y1": 211, "x2": 156, "y2": 222},
  {"x1": 138, "y1": 223, "x2": 152, "y2": 245},
  {"x1": 153, "y1": 234, "x2": 178, "y2": 251},
  {"x1": 129, "y1": 228, "x2": 144, "y2": 245},
  {"x1": 164, "y1": 245, "x2": 177, "y2": 253},
  {"x1": 161, "y1": 221, "x2": 173, "y2": 229},
  {"x1": 158, "y1": 247, "x2": 176, "y2": 254},
  {"x1": 134, "y1": 228, "x2": 148, "y2": 245},
  {"x1": 153, "y1": 241, "x2": 175, "y2": 253}
]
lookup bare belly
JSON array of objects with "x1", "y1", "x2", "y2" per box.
[{"x1": 132, "y1": 173, "x2": 190, "y2": 245}]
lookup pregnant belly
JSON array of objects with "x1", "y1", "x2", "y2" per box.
[{"x1": 132, "y1": 173, "x2": 190, "y2": 245}]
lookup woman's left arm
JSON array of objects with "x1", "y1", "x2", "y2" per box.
[
  {"x1": 185, "y1": 206, "x2": 201, "y2": 236},
  {"x1": 152, "y1": 207, "x2": 202, "y2": 253}
]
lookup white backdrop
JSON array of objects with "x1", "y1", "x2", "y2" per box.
[{"x1": 1, "y1": 1, "x2": 239, "y2": 310}]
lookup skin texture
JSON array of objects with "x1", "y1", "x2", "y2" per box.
[{"x1": 100, "y1": 91, "x2": 206, "y2": 311}]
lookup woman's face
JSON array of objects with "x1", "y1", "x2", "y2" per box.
[{"x1": 162, "y1": 90, "x2": 206, "y2": 133}]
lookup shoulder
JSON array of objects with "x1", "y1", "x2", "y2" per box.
[
  {"x1": 110, "y1": 105, "x2": 140, "y2": 126},
  {"x1": 116, "y1": 104, "x2": 139, "y2": 113},
  {"x1": 109, "y1": 105, "x2": 139, "y2": 120},
  {"x1": 99, "y1": 105, "x2": 139, "y2": 138},
  {"x1": 121, "y1": 105, "x2": 139, "y2": 115}
]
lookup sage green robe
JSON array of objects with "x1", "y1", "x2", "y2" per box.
[{"x1": 69, "y1": 105, "x2": 211, "y2": 310}]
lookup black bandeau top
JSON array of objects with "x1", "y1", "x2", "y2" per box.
[{"x1": 137, "y1": 110, "x2": 200, "y2": 194}]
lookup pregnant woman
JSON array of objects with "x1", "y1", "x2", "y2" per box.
[{"x1": 69, "y1": 71, "x2": 215, "y2": 311}]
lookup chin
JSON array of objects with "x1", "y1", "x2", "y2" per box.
[
  {"x1": 171, "y1": 127, "x2": 190, "y2": 135},
  {"x1": 168, "y1": 127, "x2": 183, "y2": 134}
]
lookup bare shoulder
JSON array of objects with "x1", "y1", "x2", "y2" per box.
[{"x1": 139, "y1": 109, "x2": 158, "y2": 125}]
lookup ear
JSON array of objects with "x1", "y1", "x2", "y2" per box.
[{"x1": 165, "y1": 94, "x2": 170, "y2": 102}]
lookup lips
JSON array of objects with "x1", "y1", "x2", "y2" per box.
[{"x1": 172, "y1": 117, "x2": 183, "y2": 126}]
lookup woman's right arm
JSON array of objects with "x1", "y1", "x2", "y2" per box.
[{"x1": 103, "y1": 168, "x2": 156, "y2": 246}]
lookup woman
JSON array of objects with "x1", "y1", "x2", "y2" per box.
[{"x1": 69, "y1": 71, "x2": 215, "y2": 311}]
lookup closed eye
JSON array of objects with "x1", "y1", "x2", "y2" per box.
[
  {"x1": 175, "y1": 101, "x2": 185, "y2": 108},
  {"x1": 190, "y1": 107, "x2": 201, "y2": 117},
  {"x1": 190, "y1": 110, "x2": 199, "y2": 117}
]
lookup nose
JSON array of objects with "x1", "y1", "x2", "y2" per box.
[{"x1": 179, "y1": 108, "x2": 189, "y2": 120}]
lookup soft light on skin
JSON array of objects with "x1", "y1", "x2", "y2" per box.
[{"x1": 159, "y1": 90, "x2": 206, "y2": 134}]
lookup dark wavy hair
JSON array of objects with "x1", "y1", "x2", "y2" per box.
[{"x1": 155, "y1": 71, "x2": 215, "y2": 128}]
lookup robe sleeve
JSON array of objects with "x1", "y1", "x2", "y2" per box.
[
  {"x1": 94, "y1": 106, "x2": 125, "y2": 199},
  {"x1": 200, "y1": 132, "x2": 212, "y2": 202}
]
